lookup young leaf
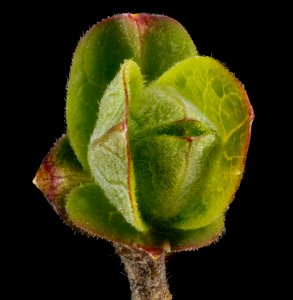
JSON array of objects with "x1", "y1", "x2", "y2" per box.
[
  {"x1": 33, "y1": 135, "x2": 91, "y2": 217},
  {"x1": 129, "y1": 85, "x2": 217, "y2": 229},
  {"x1": 66, "y1": 184, "x2": 147, "y2": 245},
  {"x1": 66, "y1": 14, "x2": 197, "y2": 169},
  {"x1": 66, "y1": 183, "x2": 225, "y2": 253},
  {"x1": 166, "y1": 215, "x2": 225, "y2": 251},
  {"x1": 155, "y1": 56, "x2": 254, "y2": 230},
  {"x1": 88, "y1": 60, "x2": 146, "y2": 231}
]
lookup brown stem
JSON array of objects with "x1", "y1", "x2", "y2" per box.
[{"x1": 114, "y1": 243, "x2": 172, "y2": 300}]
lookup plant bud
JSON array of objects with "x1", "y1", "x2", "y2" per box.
[{"x1": 34, "y1": 13, "x2": 253, "y2": 254}]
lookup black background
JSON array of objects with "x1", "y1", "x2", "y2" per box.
[{"x1": 7, "y1": 1, "x2": 283, "y2": 298}]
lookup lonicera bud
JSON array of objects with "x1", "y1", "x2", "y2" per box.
[{"x1": 33, "y1": 13, "x2": 253, "y2": 255}]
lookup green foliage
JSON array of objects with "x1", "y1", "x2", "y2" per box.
[
  {"x1": 34, "y1": 13, "x2": 253, "y2": 253},
  {"x1": 66, "y1": 14, "x2": 197, "y2": 169}
]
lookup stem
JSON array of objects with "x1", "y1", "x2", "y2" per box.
[{"x1": 114, "y1": 243, "x2": 172, "y2": 300}]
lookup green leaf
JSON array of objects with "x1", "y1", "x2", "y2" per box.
[
  {"x1": 33, "y1": 135, "x2": 91, "y2": 217},
  {"x1": 165, "y1": 215, "x2": 225, "y2": 251},
  {"x1": 66, "y1": 184, "x2": 146, "y2": 244},
  {"x1": 132, "y1": 133, "x2": 216, "y2": 228},
  {"x1": 137, "y1": 14, "x2": 198, "y2": 81},
  {"x1": 88, "y1": 60, "x2": 146, "y2": 231},
  {"x1": 66, "y1": 183, "x2": 224, "y2": 253},
  {"x1": 154, "y1": 56, "x2": 254, "y2": 230},
  {"x1": 129, "y1": 85, "x2": 217, "y2": 228},
  {"x1": 66, "y1": 14, "x2": 197, "y2": 169},
  {"x1": 130, "y1": 84, "x2": 215, "y2": 135}
]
